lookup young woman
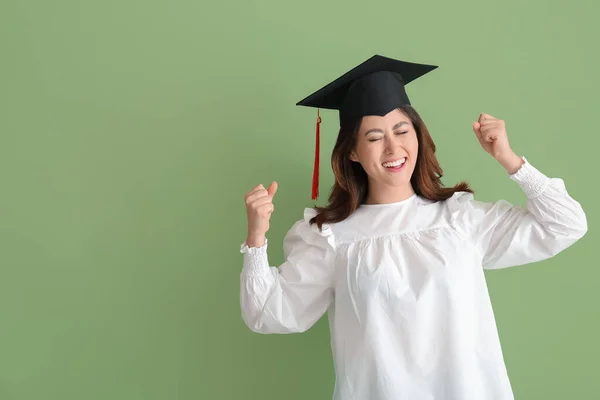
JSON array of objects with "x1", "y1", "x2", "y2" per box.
[{"x1": 238, "y1": 55, "x2": 587, "y2": 400}]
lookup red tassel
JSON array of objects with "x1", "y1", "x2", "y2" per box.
[{"x1": 312, "y1": 109, "x2": 321, "y2": 200}]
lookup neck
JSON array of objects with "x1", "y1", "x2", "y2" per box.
[{"x1": 364, "y1": 182, "x2": 416, "y2": 205}]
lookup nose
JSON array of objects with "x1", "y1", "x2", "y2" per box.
[{"x1": 384, "y1": 136, "x2": 401, "y2": 155}]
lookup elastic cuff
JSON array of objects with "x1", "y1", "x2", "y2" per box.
[
  {"x1": 240, "y1": 239, "x2": 271, "y2": 277},
  {"x1": 240, "y1": 238, "x2": 268, "y2": 254},
  {"x1": 509, "y1": 157, "x2": 551, "y2": 199}
]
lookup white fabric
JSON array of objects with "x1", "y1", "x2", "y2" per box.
[{"x1": 239, "y1": 158, "x2": 587, "y2": 400}]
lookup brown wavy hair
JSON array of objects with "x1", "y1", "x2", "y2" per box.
[{"x1": 309, "y1": 104, "x2": 473, "y2": 230}]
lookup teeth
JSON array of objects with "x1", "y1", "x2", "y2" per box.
[{"x1": 382, "y1": 158, "x2": 406, "y2": 168}]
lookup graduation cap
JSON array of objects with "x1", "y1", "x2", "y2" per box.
[{"x1": 296, "y1": 54, "x2": 438, "y2": 200}]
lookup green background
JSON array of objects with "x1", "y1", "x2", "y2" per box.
[{"x1": 1, "y1": 0, "x2": 597, "y2": 399}]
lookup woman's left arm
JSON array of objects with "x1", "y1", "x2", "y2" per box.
[{"x1": 466, "y1": 114, "x2": 588, "y2": 269}]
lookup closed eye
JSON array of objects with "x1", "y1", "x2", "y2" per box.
[{"x1": 368, "y1": 131, "x2": 409, "y2": 142}]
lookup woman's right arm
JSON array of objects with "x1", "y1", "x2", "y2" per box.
[
  {"x1": 239, "y1": 183, "x2": 336, "y2": 334},
  {"x1": 240, "y1": 219, "x2": 336, "y2": 334}
]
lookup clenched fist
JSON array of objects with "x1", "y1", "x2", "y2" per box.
[
  {"x1": 473, "y1": 113, "x2": 524, "y2": 174},
  {"x1": 472, "y1": 113, "x2": 512, "y2": 160},
  {"x1": 244, "y1": 182, "x2": 278, "y2": 248}
]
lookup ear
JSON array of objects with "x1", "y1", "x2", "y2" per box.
[{"x1": 349, "y1": 151, "x2": 359, "y2": 162}]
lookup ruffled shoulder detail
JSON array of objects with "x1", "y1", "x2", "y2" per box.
[
  {"x1": 303, "y1": 207, "x2": 333, "y2": 236},
  {"x1": 445, "y1": 191, "x2": 477, "y2": 237},
  {"x1": 445, "y1": 190, "x2": 512, "y2": 241},
  {"x1": 300, "y1": 207, "x2": 336, "y2": 251},
  {"x1": 446, "y1": 191, "x2": 475, "y2": 216}
]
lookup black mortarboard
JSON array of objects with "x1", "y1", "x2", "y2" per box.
[
  {"x1": 297, "y1": 54, "x2": 438, "y2": 126},
  {"x1": 296, "y1": 54, "x2": 438, "y2": 200}
]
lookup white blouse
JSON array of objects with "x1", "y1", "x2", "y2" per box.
[{"x1": 239, "y1": 158, "x2": 587, "y2": 400}]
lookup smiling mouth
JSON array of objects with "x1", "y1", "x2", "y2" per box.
[{"x1": 382, "y1": 158, "x2": 407, "y2": 168}]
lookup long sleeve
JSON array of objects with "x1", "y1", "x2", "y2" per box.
[
  {"x1": 449, "y1": 157, "x2": 588, "y2": 270},
  {"x1": 239, "y1": 208, "x2": 336, "y2": 334}
]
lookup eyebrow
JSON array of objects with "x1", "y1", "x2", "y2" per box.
[{"x1": 364, "y1": 121, "x2": 409, "y2": 135}]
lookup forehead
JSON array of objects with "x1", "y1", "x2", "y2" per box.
[{"x1": 359, "y1": 109, "x2": 411, "y2": 132}]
